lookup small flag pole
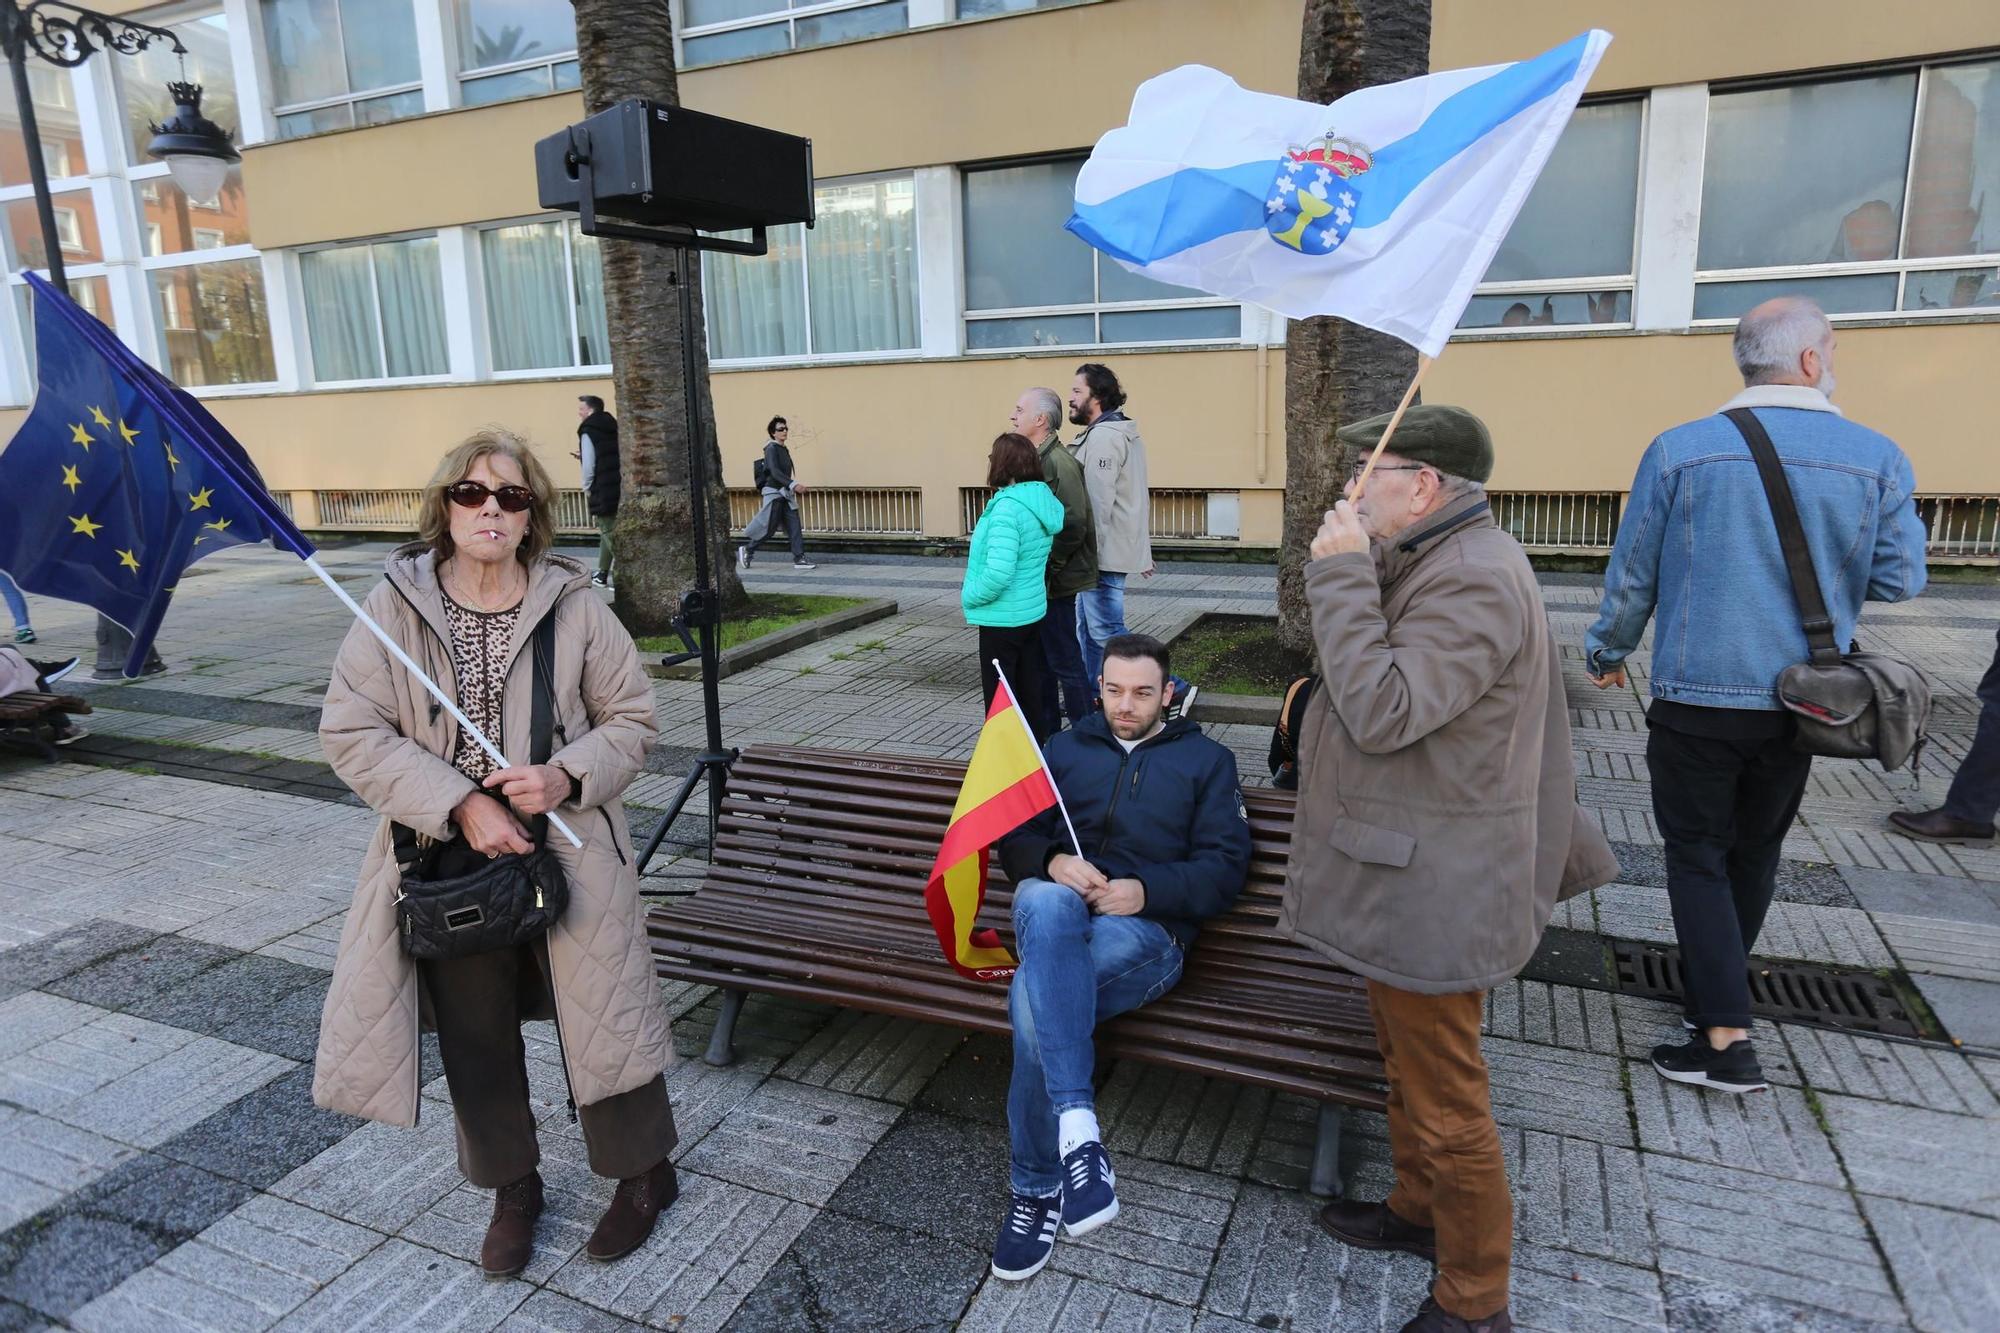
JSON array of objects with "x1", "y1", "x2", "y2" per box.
[
  {"x1": 991, "y1": 658, "x2": 1084, "y2": 858},
  {"x1": 1346, "y1": 352, "x2": 1436, "y2": 499},
  {"x1": 305, "y1": 555, "x2": 583, "y2": 848}
]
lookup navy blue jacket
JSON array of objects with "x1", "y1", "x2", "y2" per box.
[{"x1": 997, "y1": 713, "x2": 1252, "y2": 945}]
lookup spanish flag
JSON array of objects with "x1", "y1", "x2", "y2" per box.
[{"x1": 924, "y1": 669, "x2": 1074, "y2": 981}]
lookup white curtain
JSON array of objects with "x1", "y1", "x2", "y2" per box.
[
  {"x1": 569, "y1": 224, "x2": 610, "y2": 366},
  {"x1": 375, "y1": 236, "x2": 448, "y2": 376},
  {"x1": 702, "y1": 223, "x2": 807, "y2": 360},
  {"x1": 807, "y1": 179, "x2": 918, "y2": 354},
  {"x1": 484, "y1": 221, "x2": 570, "y2": 370},
  {"x1": 300, "y1": 245, "x2": 379, "y2": 380}
]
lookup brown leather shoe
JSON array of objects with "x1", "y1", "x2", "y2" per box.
[
  {"x1": 586, "y1": 1158, "x2": 679, "y2": 1262},
  {"x1": 1317, "y1": 1198, "x2": 1437, "y2": 1261},
  {"x1": 1888, "y1": 808, "x2": 1997, "y2": 846},
  {"x1": 1399, "y1": 1296, "x2": 1513, "y2": 1332},
  {"x1": 480, "y1": 1172, "x2": 543, "y2": 1277}
]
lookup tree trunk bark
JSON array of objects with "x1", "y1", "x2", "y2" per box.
[
  {"x1": 572, "y1": 0, "x2": 748, "y2": 632},
  {"x1": 1275, "y1": 0, "x2": 1431, "y2": 657}
]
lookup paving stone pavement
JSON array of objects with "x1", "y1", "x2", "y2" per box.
[{"x1": 1, "y1": 545, "x2": 1997, "y2": 1329}]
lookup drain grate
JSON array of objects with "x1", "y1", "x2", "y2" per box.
[{"x1": 1610, "y1": 941, "x2": 1925, "y2": 1039}]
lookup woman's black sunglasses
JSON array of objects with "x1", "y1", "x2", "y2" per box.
[{"x1": 447, "y1": 480, "x2": 535, "y2": 512}]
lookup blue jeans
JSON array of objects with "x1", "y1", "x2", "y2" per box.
[
  {"x1": 0, "y1": 571, "x2": 28, "y2": 631},
  {"x1": 1075, "y1": 572, "x2": 1129, "y2": 693},
  {"x1": 1036, "y1": 594, "x2": 1092, "y2": 734},
  {"x1": 1006, "y1": 877, "x2": 1182, "y2": 1196}
]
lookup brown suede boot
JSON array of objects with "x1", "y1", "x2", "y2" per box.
[
  {"x1": 1317, "y1": 1198, "x2": 1438, "y2": 1261},
  {"x1": 586, "y1": 1158, "x2": 679, "y2": 1262},
  {"x1": 480, "y1": 1172, "x2": 543, "y2": 1277}
]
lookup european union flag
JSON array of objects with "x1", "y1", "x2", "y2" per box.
[{"x1": 0, "y1": 271, "x2": 314, "y2": 675}]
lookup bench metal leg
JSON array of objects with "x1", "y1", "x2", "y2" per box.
[
  {"x1": 704, "y1": 987, "x2": 746, "y2": 1067},
  {"x1": 1307, "y1": 1103, "x2": 1344, "y2": 1199}
]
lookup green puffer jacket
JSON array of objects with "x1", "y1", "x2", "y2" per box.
[{"x1": 962, "y1": 480, "x2": 1065, "y2": 628}]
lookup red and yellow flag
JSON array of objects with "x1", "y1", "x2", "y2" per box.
[{"x1": 924, "y1": 676, "x2": 1059, "y2": 981}]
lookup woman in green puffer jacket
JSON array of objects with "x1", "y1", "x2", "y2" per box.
[{"x1": 963, "y1": 432, "x2": 1065, "y2": 736}]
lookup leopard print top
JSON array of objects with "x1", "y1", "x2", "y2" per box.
[{"x1": 440, "y1": 589, "x2": 522, "y2": 783}]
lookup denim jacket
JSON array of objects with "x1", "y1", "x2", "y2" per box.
[{"x1": 1585, "y1": 385, "x2": 1927, "y2": 709}]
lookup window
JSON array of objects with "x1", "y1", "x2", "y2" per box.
[
  {"x1": 957, "y1": 0, "x2": 1090, "y2": 15},
  {"x1": 261, "y1": 0, "x2": 424, "y2": 139},
  {"x1": 680, "y1": 0, "x2": 908, "y2": 69},
  {"x1": 4, "y1": 193, "x2": 103, "y2": 269},
  {"x1": 0, "y1": 65, "x2": 86, "y2": 188},
  {"x1": 1695, "y1": 59, "x2": 2000, "y2": 319},
  {"x1": 151, "y1": 259, "x2": 278, "y2": 386},
  {"x1": 1459, "y1": 99, "x2": 1642, "y2": 330},
  {"x1": 703, "y1": 175, "x2": 918, "y2": 360},
  {"x1": 456, "y1": 0, "x2": 580, "y2": 105},
  {"x1": 301, "y1": 235, "x2": 449, "y2": 381},
  {"x1": 963, "y1": 157, "x2": 1238, "y2": 350},
  {"x1": 481, "y1": 219, "x2": 609, "y2": 371}
]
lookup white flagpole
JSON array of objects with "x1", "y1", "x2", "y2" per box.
[
  {"x1": 307, "y1": 556, "x2": 582, "y2": 848},
  {"x1": 990, "y1": 658, "x2": 1084, "y2": 858}
]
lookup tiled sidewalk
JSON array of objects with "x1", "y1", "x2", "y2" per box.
[{"x1": 1, "y1": 544, "x2": 1997, "y2": 1330}]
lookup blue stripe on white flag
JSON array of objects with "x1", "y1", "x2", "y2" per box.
[{"x1": 1066, "y1": 31, "x2": 1593, "y2": 266}]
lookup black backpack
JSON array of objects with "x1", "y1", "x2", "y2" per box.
[
  {"x1": 752, "y1": 453, "x2": 774, "y2": 490},
  {"x1": 1268, "y1": 673, "x2": 1321, "y2": 790}
]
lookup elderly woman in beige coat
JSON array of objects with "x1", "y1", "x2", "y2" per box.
[{"x1": 315, "y1": 428, "x2": 675, "y2": 1278}]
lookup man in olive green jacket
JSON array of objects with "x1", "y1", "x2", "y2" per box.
[
  {"x1": 1280, "y1": 405, "x2": 1617, "y2": 1333},
  {"x1": 1013, "y1": 386, "x2": 1097, "y2": 732}
]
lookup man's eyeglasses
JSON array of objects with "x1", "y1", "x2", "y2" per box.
[
  {"x1": 1348, "y1": 462, "x2": 1426, "y2": 482},
  {"x1": 446, "y1": 480, "x2": 536, "y2": 512}
]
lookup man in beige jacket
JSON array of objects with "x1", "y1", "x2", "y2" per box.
[{"x1": 1280, "y1": 405, "x2": 1617, "y2": 1333}]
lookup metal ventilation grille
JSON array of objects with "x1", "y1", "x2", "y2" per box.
[{"x1": 1611, "y1": 942, "x2": 1925, "y2": 1039}]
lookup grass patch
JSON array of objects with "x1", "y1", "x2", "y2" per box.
[
  {"x1": 633, "y1": 593, "x2": 867, "y2": 655},
  {"x1": 1167, "y1": 613, "x2": 1313, "y2": 696}
]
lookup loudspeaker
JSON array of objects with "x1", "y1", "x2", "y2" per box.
[{"x1": 534, "y1": 100, "x2": 814, "y2": 234}]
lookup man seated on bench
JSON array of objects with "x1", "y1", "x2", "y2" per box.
[{"x1": 989, "y1": 633, "x2": 1252, "y2": 1280}]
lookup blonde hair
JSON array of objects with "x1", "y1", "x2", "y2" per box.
[{"x1": 416, "y1": 428, "x2": 558, "y2": 566}]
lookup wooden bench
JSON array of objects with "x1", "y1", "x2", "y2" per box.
[
  {"x1": 646, "y1": 743, "x2": 1387, "y2": 1197},
  {"x1": 0, "y1": 692, "x2": 91, "y2": 761}
]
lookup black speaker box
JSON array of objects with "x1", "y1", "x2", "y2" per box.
[{"x1": 534, "y1": 99, "x2": 814, "y2": 233}]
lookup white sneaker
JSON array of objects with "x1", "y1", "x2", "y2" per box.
[
  {"x1": 736, "y1": 545, "x2": 750, "y2": 571},
  {"x1": 53, "y1": 722, "x2": 88, "y2": 746},
  {"x1": 792, "y1": 560, "x2": 817, "y2": 571}
]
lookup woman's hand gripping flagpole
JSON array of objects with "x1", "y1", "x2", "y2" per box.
[
  {"x1": 991, "y1": 658, "x2": 1084, "y2": 859},
  {"x1": 305, "y1": 555, "x2": 583, "y2": 848}
]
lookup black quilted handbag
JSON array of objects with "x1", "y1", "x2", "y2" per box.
[{"x1": 395, "y1": 608, "x2": 571, "y2": 960}]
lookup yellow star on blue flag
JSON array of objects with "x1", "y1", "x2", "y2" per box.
[{"x1": 0, "y1": 273, "x2": 314, "y2": 675}]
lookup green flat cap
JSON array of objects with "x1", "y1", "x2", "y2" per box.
[{"x1": 1336, "y1": 403, "x2": 1493, "y2": 484}]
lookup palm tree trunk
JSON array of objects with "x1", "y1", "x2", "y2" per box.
[
  {"x1": 1276, "y1": 0, "x2": 1431, "y2": 656},
  {"x1": 572, "y1": 0, "x2": 747, "y2": 632}
]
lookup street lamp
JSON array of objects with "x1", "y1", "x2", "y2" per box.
[{"x1": 1, "y1": 0, "x2": 241, "y2": 297}]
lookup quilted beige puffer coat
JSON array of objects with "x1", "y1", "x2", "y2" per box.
[{"x1": 313, "y1": 545, "x2": 670, "y2": 1127}]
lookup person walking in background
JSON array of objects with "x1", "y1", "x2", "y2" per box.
[
  {"x1": 962, "y1": 432, "x2": 1063, "y2": 733},
  {"x1": 1012, "y1": 386, "x2": 1096, "y2": 734},
  {"x1": 1586, "y1": 297, "x2": 1926, "y2": 1094},
  {"x1": 317, "y1": 429, "x2": 680, "y2": 1276},
  {"x1": 1889, "y1": 624, "x2": 2000, "y2": 846},
  {"x1": 738, "y1": 416, "x2": 815, "y2": 571},
  {"x1": 1069, "y1": 364, "x2": 1194, "y2": 716},
  {"x1": 2, "y1": 570, "x2": 34, "y2": 643},
  {"x1": 576, "y1": 395, "x2": 619, "y2": 590}
]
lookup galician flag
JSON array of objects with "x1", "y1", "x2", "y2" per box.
[
  {"x1": 924, "y1": 670, "x2": 1073, "y2": 982},
  {"x1": 1065, "y1": 30, "x2": 1612, "y2": 355}
]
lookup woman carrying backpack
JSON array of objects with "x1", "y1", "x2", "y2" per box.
[
  {"x1": 737, "y1": 416, "x2": 814, "y2": 571},
  {"x1": 963, "y1": 433, "x2": 1065, "y2": 737}
]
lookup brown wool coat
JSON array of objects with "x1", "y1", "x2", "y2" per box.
[
  {"x1": 313, "y1": 546, "x2": 670, "y2": 1127},
  {"x1": 1280, "y1": 497, "x2": 1620, "y2": 994}
]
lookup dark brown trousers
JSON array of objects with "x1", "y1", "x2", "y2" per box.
[
  {"x1": 1368, "y1": 980, "x2": 1512, "y2": 1319},
  {"x1": 422, "y1": 940, "x2": 676, "y2": 1188}
]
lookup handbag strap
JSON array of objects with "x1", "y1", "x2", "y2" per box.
[
  {"x1": 524, "y1": 603, "x2": 560, "y2": 842},
  {"x1": 1723, "y1": 407, "x2": 1844, "y2": 667}
]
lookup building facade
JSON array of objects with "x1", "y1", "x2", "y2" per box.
[{"x1": 2, "y1": 0, "x2": 1996, "y2": 556}]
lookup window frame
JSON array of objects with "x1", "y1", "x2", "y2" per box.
[
  {"x1": 295, "y1": 229, "x2": 454, "y2": 388},
  {"x1": 677, "y1": 0, "x2": 908, "y2": 67},
  {"x1": 959, "y1": 152, "x2": 1243, "y2": 354},
  {"x1": 261, "y1": 0, "x2": 426, "y2": 138},
  {"x1": 452, "y1": 0, "x2": 579, "y2": 101},
  {"x1": 477, "y1": 213, "x2": 610, "y2": 379},
  {"x1": 1456, "y1": 94, "x2": 1648, "y2": 338},
  {"x1": 703, "y1": 168, "x2": 924, "y2": 367},
  {"x1": 1690, "y1": 53, "x2": 2000, "y2": 326}
]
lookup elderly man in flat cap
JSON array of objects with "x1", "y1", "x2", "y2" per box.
[{"x1": 1280, "y1": 404, "x2": 1618, "y2": 1333}]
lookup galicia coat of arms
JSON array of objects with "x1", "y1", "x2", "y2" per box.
[{"x1": 1266, "y1": 133, "x2": 1373, "y2": 255}]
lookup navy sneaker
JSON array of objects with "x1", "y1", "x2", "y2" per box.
[
  {"x1": 1164, "y1": 676, "x2": 1198, "y2": 722},
  {"x1": 1059, "y1": 1141, "x2": 1119, "y2": 1236},
  {"x1": 1651, "y1": 1035, "x2": 1767, "y2": 1094},
  {"x1": 990, "y1": 1192, "x2": 1061, "y2": 1280}
]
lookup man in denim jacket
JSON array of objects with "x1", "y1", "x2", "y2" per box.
[{"x1": 1585, "y1": 297, "x2": 1926, "y2": 1094}]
